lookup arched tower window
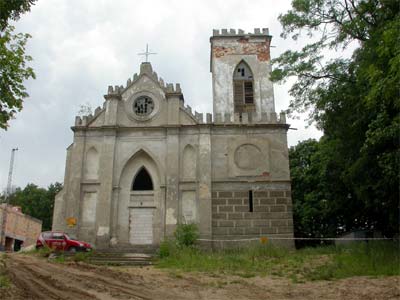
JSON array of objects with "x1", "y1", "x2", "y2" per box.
[
  {"x1": 132, "y1": 167, "x2": 153, "y2": 190},
  {"x1": 233, "y1": 61, "x2": 255, "y2": 113}
]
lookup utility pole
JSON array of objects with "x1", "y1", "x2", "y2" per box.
[{"x1": 1, "y1": 148, "x2": 18, "y2": 251}]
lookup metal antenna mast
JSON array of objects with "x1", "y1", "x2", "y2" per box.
[
  {"x1": 5, "y1": 148, "x2": 18, "y2": 203},
  {"x1": 1, "y1": 148, "x2": 17, "y2": 251}
]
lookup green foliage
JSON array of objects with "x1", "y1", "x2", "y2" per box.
[
  {"x1": 72, "y1": 251, "x2": 92, "y2": 262},
  {"x1": 304, "y1": 242, "x2": 400, "y2": 280},
  {"x1": 6, "y1": 182, "x2": 63, "y2": 230},
  {"x1": 174, "y1": 223, "x2": 199, "y2": 248},
  {"x1": 0, "y1": 0, "x2": 37, "y2": 31},
  {"x1": 0, "y1": 0, "x2": 36, "y2": 129},
  {"x1": 53, "y1": 255, "x2": 66, "y2": 264},
  {"x1": 157, "y1": 242, "x2": 400, "y2": 281},
  {"x1": 0, "y1": 26, "x2": 35, "y2": 129},
  {"x1": 274, "y1": 0, "x2": 399, "y2": 238},
  {"x1": 0, "y1": 274, "x2": 10, "y2": 289},
  {"x1": 0, "y1": 255, "x2": 10, "y2": 289},
  {"x1": 158, "y1": 239, "x2": 177, "y2": 258}
]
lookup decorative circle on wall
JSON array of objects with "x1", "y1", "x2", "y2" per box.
[
  {"x1": 234, "y1": 144, "x2": 262, "y2": 170},
  {"x1": 125, "y1": 91, "x2": 160, "y2": 121}
]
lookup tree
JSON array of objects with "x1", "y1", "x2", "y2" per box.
[
  {"x1": 77, "y1": 102, "x2": 93, "y2": 117},
  {"x1": 0, "y1": 0, "x2": 37, "y2": 31},
  {"x1": 0, "y1": 0, "x2": 36, "y2": 129},
  {"x1": 7, "y1": 182, "x2": 63, "y2": 231},
  {"x1": 274, "y1": 0, "x2": 399, "y2": 237}
]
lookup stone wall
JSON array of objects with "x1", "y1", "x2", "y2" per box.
[{"x1": 211, "y1": 189, "x2": 293, "y2": 247}]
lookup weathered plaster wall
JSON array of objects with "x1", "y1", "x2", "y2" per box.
[
  {"x1": 209, "y1": 123, "x2": 293, "y2": 247},
  {"x1": 211, "y1": 29, "x2": 275, "y2": 119},
  {"x1": 55, "y1": 27, "x2": 294, "y2": 250}
]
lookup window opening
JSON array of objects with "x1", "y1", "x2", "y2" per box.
[
  {"x1": 132, "y1": 168, "x2": 153, "y2": 190},
  {"x1": 233, "y1": 61, "x2": 255, "y2": 113},
  {"x1": 133, "y1": 96, "x2": 154, "y2": 116},
  {"x1": 248, "y1": 190, "x2": 254, "y2": 212}
]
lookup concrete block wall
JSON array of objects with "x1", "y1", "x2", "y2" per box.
[{"x1": 211, "y1": 189, "x2": 294, "y2": 247}]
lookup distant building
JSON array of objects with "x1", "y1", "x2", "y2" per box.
[
  {"x1": 0, "y1": 204, "x2": 42, "y2": 251},
  {"x1": 53, "y1": 28, "x2": 294, "y2": 250}
]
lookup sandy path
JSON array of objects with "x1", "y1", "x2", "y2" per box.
[{"x1": 2, "y1": 254, "x2": 399, "y2": 300}]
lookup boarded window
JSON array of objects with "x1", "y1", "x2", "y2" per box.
[
  {"x1": 132, "y1": 168, "x2": 153, "y2": 190},
  {"x1": 244, "y1": 82, "x2": 254, "y2": 104},
  {"x1": 233, "y1": 61, "x2": 255, "y2": 113}
]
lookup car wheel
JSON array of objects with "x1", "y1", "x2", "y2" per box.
[{"x1": 69, "y1": 247, "x2": 77, "y2": 253}]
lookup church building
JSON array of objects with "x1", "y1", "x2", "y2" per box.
[{"x1": 52, "y1": 28, "x2": 294, "y2": 250}]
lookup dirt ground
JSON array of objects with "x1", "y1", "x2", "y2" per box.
[{"x1": 1, "y1": 254, "x2": 399, "y2": 300}]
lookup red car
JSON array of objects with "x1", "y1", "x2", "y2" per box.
[{"x1": 36, "y1": 231, "x2": 92, "y2": 252}]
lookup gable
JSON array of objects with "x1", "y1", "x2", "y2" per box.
[
  {"x1": 179, "y1": 107, "x2": 198, "y2": 125},
  {"x1": 88, "y1": 109, "x2": 105, "y2": 127}
]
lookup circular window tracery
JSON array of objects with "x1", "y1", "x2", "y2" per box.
[{"x1": 133, "y1": 96, "x2": 154, "y2": 116}]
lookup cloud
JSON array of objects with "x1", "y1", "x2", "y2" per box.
[{"x1": 0, "y1": 0, "x2": 321, "y2": 189}]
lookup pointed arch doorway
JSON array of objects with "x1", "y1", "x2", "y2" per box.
[
  {"x1": 117, "y1": 149, "x2": 164, "y2": 247},
  {"x1": 129, "y1": 167, "x2": 155, "y2": 245}
]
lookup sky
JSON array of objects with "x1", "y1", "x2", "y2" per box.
[{"x1": 0, "y1": 0, "x2": 322, "y2": 190}]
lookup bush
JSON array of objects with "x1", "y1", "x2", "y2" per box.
[
  {"x1": 158, "y1": 239, "x2": 177, "y2": 258},
  {"x1": 174, "y1": 223, "x2": 199, "y2": 248},
  {"x1": 72, "y1": 252, "x2": 92, "y2": 262}
]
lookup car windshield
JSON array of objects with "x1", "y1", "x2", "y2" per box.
[{"x1": 66, "y1": 234, "x2": 77, "y2": 240}]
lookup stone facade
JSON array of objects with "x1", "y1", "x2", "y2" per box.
[{"x1": 53, "y1": 28, "x2": 294, "y2": 250}]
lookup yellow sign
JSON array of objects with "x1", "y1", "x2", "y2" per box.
[
  {"x1": 66, "y1": 217, "x2": 77, "y2": 228},
  {"x1": 260, "y1": 237, "x2": 268, "y2": 244}
]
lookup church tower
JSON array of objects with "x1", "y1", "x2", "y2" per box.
[{"x1": 210, "y1": 28, "x2": 275, "y2": 120}]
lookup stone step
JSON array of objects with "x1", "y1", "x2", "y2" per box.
[
  {"x1": 87, "y1": 251, "x2": 154, "y2": 266},
  {"x1": 97, "y1": 245, "x2": 158, "y2": 254},
  {"x1": 89, "y1": 260, "x2": 152, "y2": 266},
  {"x1": 92, "y1": 252, "x2": 152, "y2": 258},
  {"x1": 89, "y1": 257, "x2": 150, "y2": 261}
]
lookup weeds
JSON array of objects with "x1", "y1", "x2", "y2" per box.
[
  {"x1": 156, "y1": 241, "x2": 400, "y2": 281},
  {"x1": 174, "y1": 223, "x2": 199, "y2": 248},
  {"x1": 0, "y1": 275, "x2": 10, "y2": 289},
  {"x1": 0, "y1": 255, "x2": 10, "y2": 289}
]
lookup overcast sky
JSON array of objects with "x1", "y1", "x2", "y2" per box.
[{"x1": 0, "y1": 0, "x2": 322, "y2": 190}]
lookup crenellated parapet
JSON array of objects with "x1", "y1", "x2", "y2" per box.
[
  {"x1": 212, "y1": 28, "x2": 270, "y2": 37},
  {"x1": 164, "y1": 83, "x2": 182, "y2": 94},
  {"x1": 103, "y1": 62, "x2": 183, "y2": 100},
  {"x1": 211, "y1": 111, "x2": 286, "y2": 125},
  {"x1": 180, "y1": 105, "x2": 287, "y2": 126},
  {"x1": 74, "y1": 105, "x2": 105, "y2": 127},
  {"x1": 104, "y1": 85, "x2": 123, "y2": 100}
]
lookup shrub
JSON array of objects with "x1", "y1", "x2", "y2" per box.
[
  {"x1": 72, "y1": 252, "x2": 92, "y2": 262},
  {"x1": 159, "y1": 239, "x2": 176, "y2": 258},
  {"x1": 174, "y1": 223, "x2": 199, "y2": 248}
]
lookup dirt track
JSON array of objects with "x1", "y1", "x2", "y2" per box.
[{"x1": 1, "y1": 254, "x2": 399, "y2": 300}]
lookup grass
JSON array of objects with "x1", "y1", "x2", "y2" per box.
[
  {"x1": 22, "y1": 246, "x2": 54, "y2": 257},
  {"x1": 156, "y1": 241, "x2": 400, "y2": 281},
  {"x1": 23, "y1": 246, "x2": 93, "y2": 264},
  {"x1": 53, "y1": 251, "x2": 93, "y2": 264},
  {"x1": 0, "y1": 254, "x2": 10, "y2": 289}
]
